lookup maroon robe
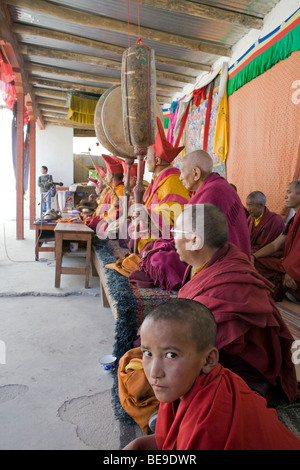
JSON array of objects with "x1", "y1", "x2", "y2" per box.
[
  {"x1": 255, "y1": 210, "x2": 300, "y2": 301},
  {"x1": 248, "y1": 207, "x2": 284, "y2": 255},
  {"x1": 129, "y1": 172, "x2": 251, "y2": 291},
  {"x1": 155, "y1": 365, "x2": 300, "y2": 450},
  {"x1": 178, "y1": 243, "x2": 298, "y2": 402}
]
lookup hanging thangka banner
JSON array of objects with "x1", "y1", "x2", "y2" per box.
[{"x1": 172, "y1": 80, "x2": 226, "y2": 178}]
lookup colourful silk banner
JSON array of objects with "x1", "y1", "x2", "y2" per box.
[{"x1": 228, "y1": 8, "x2": 300, "y2": 96}]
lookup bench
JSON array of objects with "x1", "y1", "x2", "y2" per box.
[
  {"x1": 92, "y1": 236, "x2": 177, "y2": 424},
  {"x1": 92, "y1": 237, "x2": 176, "y2": 352},
  {"x1": 91, "y1": 237, "x2": 177, "y2": 421}
]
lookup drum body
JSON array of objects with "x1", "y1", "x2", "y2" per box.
[
  {"x1": 122, "y1": 44, "x2": 158, "y2": 148},
  {"x1": 94, "y1": 85, "x2": 135, "y2": 158}
]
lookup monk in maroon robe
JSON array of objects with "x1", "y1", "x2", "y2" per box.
[
  {"x1": 253, "y1": 180, "x2": 300, "y2": 303},
  {"x1": 246, "y1": 190, "x2": 284, "y2": 255},
  {"x1": 176, "y1": 203, "x2": 298, "y2": 403},
  {"x1": 124, "y1": 299, "x2": 300, "y2": 450},
  {"x1": 129, "y1": 150, "x2": 251, "y2": 291}
]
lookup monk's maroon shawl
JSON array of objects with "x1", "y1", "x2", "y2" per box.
[
  {"x1": 178, "y1": 243, "x2": 298, "y2": 402},
  {"x1": 129, "y1": 172, "x2": 251, "y2": 291},
  {"x1": 155, "y1": 365, "x2": 300, "y2": 450},
  {"x1": 255, "y1": 211, "x2": 300, "y2": 301},
  {"x1": 190, "y1": 172, "x2": 251, "y2": 258},
  {"x1": 282, "y1": 210, "x2": 300, "y2": 285},
  {"x1": 248, "y1": 207, "x2": 285, "y2": 254}
]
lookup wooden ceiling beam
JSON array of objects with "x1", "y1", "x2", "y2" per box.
[
  {"x1": 33, "y1": 87, "x2": 68, "y2": 100},
  {"x1": 36, "y1": 97, "x2": 67, "y2": 107},
  {"x1": 13, "y1": 24, "x2": 211, "y2": 72},
  {"x1": 27, "y1": 62, "x2": 182, "y2": 92},
  {"x1": 39, "y1": 105, "x2": 68, "y2": 114},
  {"x1": 19, "y1": 43, "x2": 121, "y2": 70},
  {"x1": 44, "y1": 116, "x2": 94, "y2": 129},
  {"x1": 31, "y1": 78, "x2": 105, "y2": 95},
  {"x1": 28, "y1": 63, "x2": 120, "y2": 85},
  {"x1": 20, "y1": 43, "x2": 196, "y2": 84},
  {"x1": 42, "y1": 111, "x2": 69, "y2": 119},
  {"x1": 74, "y1": 129, "x2": 96, "y2": 137},
  {"x1": 134, "y1": 0, "x2": 263, "y2": 29},
  {"x1": 6, "y1": 0, "x2": 230, "y2": 56}
]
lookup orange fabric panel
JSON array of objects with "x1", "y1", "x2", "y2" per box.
[{"x1": 226, "y1": 51, "x2": 300, "y2": 217}]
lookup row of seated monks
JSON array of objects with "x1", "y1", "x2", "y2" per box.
[{"x1": 79, "y1": 117, "x2": 300, "y2": 407}]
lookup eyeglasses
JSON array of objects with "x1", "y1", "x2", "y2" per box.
[{"x1": 170, "y1": 228, "x2": 193, "y2": 236}]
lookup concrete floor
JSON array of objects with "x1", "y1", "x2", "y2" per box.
[{"x1": 0, "y1": 219, "x2": 141, "y2": 450}]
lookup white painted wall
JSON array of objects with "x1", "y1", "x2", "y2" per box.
[
  {"x1": 36, "y1": 124, "x2": 73, "y2": 216},
  {"x1": 36, "y1": 124, "x2": 74, "y2": 187}
]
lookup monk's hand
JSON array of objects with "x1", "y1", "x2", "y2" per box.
[
  {"x1": 283, "y1": 273, "x2": 297, "y2": 290},
  {"x1": 131, "y1": 208, "x2": 140, "y2": 219},
  {"x1": 250, "y1": 255, "x2": 256, "y2": 265},
  {"x1": 131, "y1": 204, "x2": 148, "y2": 223}
]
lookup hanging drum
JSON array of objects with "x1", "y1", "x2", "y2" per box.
[
  {"x1": 122, "y1": 43, "x2": 159, "y2": 148},
  {"x1": 94, "y1": 85, "x2": 135, "y2": 158}
]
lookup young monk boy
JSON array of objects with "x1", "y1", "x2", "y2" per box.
[{"x1": 123, "y1": 298, "x2": 300, "y2": 450}]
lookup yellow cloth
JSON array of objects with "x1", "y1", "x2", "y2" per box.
[
  {"x1": 254, "y1": 213, "x2": 263, "y2": 226},
  {"x1": 138, "y1": 171, "x2": 190, "y2": 252},
  {"x1": 67, "y1": 94, "x2": 98, "y2": 125},
  {"x1": 125, "y1": 359, "x2": 143, "y2": 372},
  {"x1": 213, "y1": 91, "x2": 228, "y2": 162},
  {"x1": 191, "y1": 261, "x2": 209, "y2": 279},
  {"x1": 102, "y1": 184, "x2": 124, "y2": 222},
  {"x1": 94, "y1": 187, "x2": 112, "y2": 217}
]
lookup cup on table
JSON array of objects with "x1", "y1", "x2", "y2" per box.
[{"x1": 69, "y1": 242, "x2": 79, "y2": 252}]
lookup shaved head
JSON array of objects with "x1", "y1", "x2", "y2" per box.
[
  {"x1": 180, "y1": 150, "x2": 213, "y2": 191},
  {"x1": 183, "y1": 150, "x2": 213, "y2": 176},
  {"x1": 142, "y1": 298, "x2": 217, "y2": 352}
]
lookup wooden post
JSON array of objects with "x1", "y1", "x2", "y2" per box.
[
  {"x1": 123, "y1": 157, "x2": 133, "y2": 218},
  {"x1": 27, "y1": 101, "x2": 36, "y2": 230},
  {"x1": 133, "y1": 148, "x2": 147, "y2": 253},
  {"x1": 118, "y1": 157, "x2": 133, "y2": 242},
  {"x1": 15, "y1": 83, "x2": 24, "y2": 240}
]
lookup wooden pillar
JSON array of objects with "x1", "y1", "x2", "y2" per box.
[
  {"x1": 133, "y1": 148, "x2": 147, "y2": 254},
  {"x1": 15, "y1": 81, "x2": 24, "y2": 240},
  {"x1": 27, "y1": 104, "x2": 36, "y2": 229}
]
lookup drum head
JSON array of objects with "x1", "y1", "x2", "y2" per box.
[{"x1": 94, "y1": 85, "x2": 135, "y2": 158}]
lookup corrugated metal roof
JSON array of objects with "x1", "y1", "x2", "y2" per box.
[{"x1": 1, "y1": 0, "x2": 282, "y2": 130}]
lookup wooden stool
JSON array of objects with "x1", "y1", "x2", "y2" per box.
[{"x1": 54, "y1": 223, "x2": 94, "y2": 288}]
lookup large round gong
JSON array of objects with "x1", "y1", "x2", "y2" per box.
[{"x1": 94, "y1": 85, "x2": 135, "y2": 158}]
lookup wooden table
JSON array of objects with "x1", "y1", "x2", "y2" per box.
[
  {"x1": 34, "y1": 220, "x2": 57, "y2": 261},
  {"x1": 54, "y1": 223, "x2": 94, "y2": 288}
]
